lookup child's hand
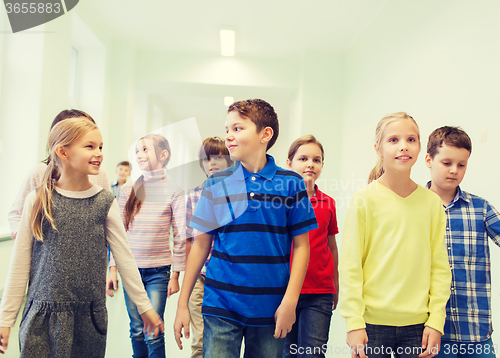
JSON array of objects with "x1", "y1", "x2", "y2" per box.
[
  {"x1": 346, "y1": 328, "x2": 368, "y2": 358},
  {"x1": 274, "y1": 299, "x2": 296, "y2": 339},
  {"x1": 106, "y1": 267, "x2": 118, "y2": 297},
  {"x1": 173, "y1": 305, "x2": 190, "y2": 350},
  {"x1": 140, "y1": 309, "x2": 164, "y2": 338},
  {"x1": 0, "y1": 327, "x2": 10, "y2": 354},
  {"x1": 333, "y1": 293, "x2": 339, "y2": 310},
  {"x1": 167, "y1": 273, "x2": 180, "y2": 298},
  {"x1": 419, "y1": 326, "x2": 440, "y2": 358}
]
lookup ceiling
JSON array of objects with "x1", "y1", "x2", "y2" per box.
[
  {"x1": 82, "y1": 0, "x2": 390, "y2": 139},
  {"x1": 86, "y1": 0, "x2": 389, "y2": 58}
]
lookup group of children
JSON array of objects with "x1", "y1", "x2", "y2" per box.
[{"x1": 0, "y1": 100, "x2": 498, "y2": 358}]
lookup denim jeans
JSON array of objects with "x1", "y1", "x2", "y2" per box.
[
  {"x1": 123, "y1": 265, "x2": 170, "y2": 358},
  {"x1": 203, "y1": 315, "x2": 285, "y2": 358},
  {"x1": 282, "y1": 293, "x2": 333, "y2": 358},
  {"x1": 365, "y1": 323, "x2": 425, "y2": 358},
  {"x1": 437, "y1": 338, "x2": 497, "y2": 358}
]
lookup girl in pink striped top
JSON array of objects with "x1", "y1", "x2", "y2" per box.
[{"x1": 106, "y1": 133, "x2": 186, "y2": 358}]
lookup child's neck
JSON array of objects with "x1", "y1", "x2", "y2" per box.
[
  {"x1": 57, "y1": 171, "x2": 93, "y2": 191},
  {"x1": 305, "y1": 181, "x2": 316, "y2": 198},
  {"x1": 241, "y1": 154, "x2": 268, "y2": 173},
  {"x1": 117, "y1": 178, "x2": 127, "y2": 186},
  {"x1": 429, "y1": 183, "x2": 457, "y2": 207},
  {"x1": 377, "y1": 171, "x2": 417, "y2": 198}
]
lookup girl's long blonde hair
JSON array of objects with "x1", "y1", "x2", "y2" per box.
[
  {"x1": 368, "y1": 112, "x2": 420, "y2": 183},
  {"x1": 31, "y1": 118, "x2": 99, "y2": 241},
  {"x1": 124, "y1": 134, "x2": 171, "y2": 230}
]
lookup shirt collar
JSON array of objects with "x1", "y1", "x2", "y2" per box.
[
  {"x1": 426, "y1": 181, "x2": 469, "y2": 207},
  {"x1": 311, "y1": 185, "x2": 327, "y2": 202},
  {"x1": 143, "y1": 168, "x2": 166, "y2": 181},
  {"x1": 236, "y1": 154, "x2": 278, "y2": 181}
]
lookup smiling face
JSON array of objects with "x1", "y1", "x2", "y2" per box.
[
  {"x1": 426, "y1": 143, "x2": 469, "y2": 196},
  {"x1": 202, "y1": 154, "x2": 230, "y2": 176},
  {"x1": 287, "y1": 143, "x2": 324, "y2": 184},
  {"x1": 136, "y1": 137, "x2": 168, "y2": 171},
  {"x1": 376, "y1": 119, "x2": 420, "y2": 175},
  {"x1": 225, "y1": 111, "x2": 266, "y2": 163},
  {"x1": 62, "y1": 129, "x2": 103, "y2": 176}
]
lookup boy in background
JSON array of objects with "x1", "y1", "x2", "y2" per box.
[
  {"x1": 111, "y1": 160, "x2": 131, "y2": 199},
  {"x1": 174, "y1": 99, "x2": 317, "y2": 358},
  {"x1": 426, "y1": 126, "x2": 500, "y2": 357}
]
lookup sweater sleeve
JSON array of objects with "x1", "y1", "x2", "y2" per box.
[
  {"x1": 170, "y1": 190, "x2": 186, "y2": 272},
  {"x1": 8, "y1": 164, "x2": 44, "y2": 239},
  {"x1": 0, "y1": 192, "x2": 36, "y2": 327},
  {"x1": 339, "y1": 194, "x2": 367, "y2": 332},
  {"x1": 105, "y1": 200, "x2": 153, "y2": 314},
  {"x1": 425, "y1": 200, "x2": 452, "y2": 334},
  {"x1": 108, "y1": 184, "x2": 132, "y2": 267}
]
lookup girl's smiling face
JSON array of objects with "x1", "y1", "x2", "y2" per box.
[
  {"x1": 61, "y1": 128, "x2": 103, "y2": 177},
  {"x1": 287, "y1": 143, "x2": 324, "y2": 184},
  {"x1": 376, "y1": 119, "x2": 420, "y2": 174},
  {"x1": 136, "y1": 137, "x2": 168, "y2": 171}
]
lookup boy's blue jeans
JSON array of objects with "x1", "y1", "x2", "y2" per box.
[
  {"x1": 203, "y1": 315, "x2": 285, "y2": 358},
  {"x1": 437, "y1": 338, "x2": 497, "y2": 358},
  {"x1": 123, "y1": 265, "x2": 170, "y2": 358},
  {"x1": 365, "y1": 323, "x2": 425, "y2": 358},
  {"x1": 282, "y1": 293, "x2": 333, "y2": 358}
]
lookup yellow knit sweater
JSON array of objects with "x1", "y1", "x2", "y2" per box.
[{"x1": 339, "y1": 181, "x2": 451, "y2": 334}]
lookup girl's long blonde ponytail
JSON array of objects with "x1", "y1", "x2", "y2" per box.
[
  {"x1": 31, "y1": 154, "x2": 60, "y2": 240},
  {"x1": 368, "y1": 157, "x2": 384, "y2": 183}
]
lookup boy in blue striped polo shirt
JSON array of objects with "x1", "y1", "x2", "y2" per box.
[
  {"x1": 425, "y1": 126, "x2": 500, "y2": 358},
  {"x1": 174, "y1": 99, "x2": 317, "y2": 358}
]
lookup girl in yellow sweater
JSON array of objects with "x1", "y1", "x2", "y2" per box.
[{"x1": 339, "y1": 112, "x2": 451, "y2": 358}]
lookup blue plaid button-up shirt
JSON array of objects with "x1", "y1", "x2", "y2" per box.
[{"x1": 436, "y1": 184, "x2": 500, "y2": 342}]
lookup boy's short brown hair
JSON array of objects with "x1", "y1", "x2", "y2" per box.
[
  {"x1": 427, "y1": 126, "x2": 472, "y2": 159},
  {"x1": 117, "y1": 161, "x2": 132, "y2": 170},
  {"x1": 228, "y1": 99, "x2": 279, "y2": 150}
]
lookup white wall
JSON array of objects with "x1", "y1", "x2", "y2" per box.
[{"x1": 0, "y1": 25, "x2": 45, "y2": 234}]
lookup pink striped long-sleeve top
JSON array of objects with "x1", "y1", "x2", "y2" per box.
[{"x1": 110, "y1": 169, "x2": 186, "y2": 271}]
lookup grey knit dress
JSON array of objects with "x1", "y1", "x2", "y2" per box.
[{"x1": 18, "y1": 189, "x2": 115, "y2": 358}]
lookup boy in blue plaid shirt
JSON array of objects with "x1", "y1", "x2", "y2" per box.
[{"x1": 426, "y1": 126, "x2": 500, "y2": 357}]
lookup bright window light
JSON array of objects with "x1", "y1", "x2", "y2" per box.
[
  {"x1": 220, "y1": 30, "x2": 235, "y2": 57},
  {"x1": 224, "y1": 97, "x2": 234, "y2": 106}
]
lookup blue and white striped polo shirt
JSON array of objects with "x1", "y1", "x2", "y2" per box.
[{"x1": 190, "y1": 154, "x2": 318, "y2": 326}]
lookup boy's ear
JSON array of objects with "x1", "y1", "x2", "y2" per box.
[
  {"x1": 260, "y1": 127, "x2": 274, "y2": 145},
  {"x1": 286, "y1": 158, "x2": 292, "y2": 169},
  {"x1": 424, "y1": 153, "x2": 432, "y2": 168}
]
